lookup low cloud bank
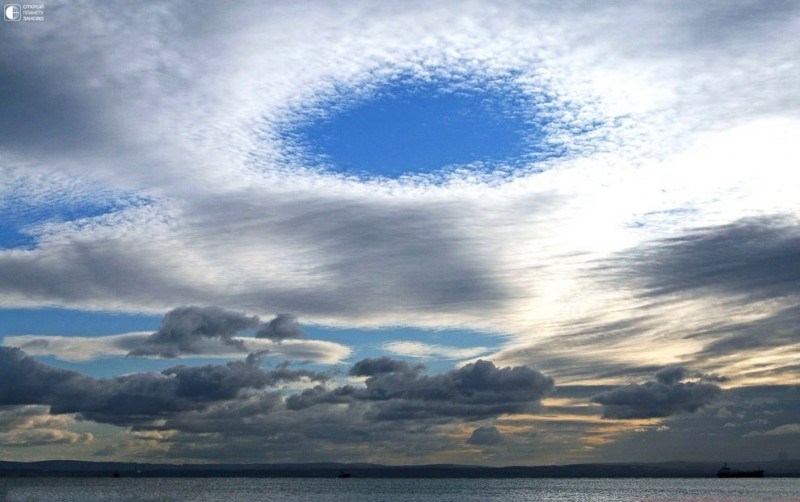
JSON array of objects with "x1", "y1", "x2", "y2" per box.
[{"x1": 592, "y1": 366, "x2": 721, "y2": 419}]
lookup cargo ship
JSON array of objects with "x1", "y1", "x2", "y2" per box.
[{"x1": 716, "y1": 463, "x2": 764, "y2": 478}]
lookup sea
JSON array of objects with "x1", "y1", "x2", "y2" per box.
[{"x1": 1, "y1": 477, "x2": 798, "y2": 502}]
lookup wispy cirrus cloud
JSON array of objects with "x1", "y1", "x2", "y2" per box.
[
  {"x1": 2, "y1": 334, "x2": 351, "y2": 365},
  {"x1": 382, "y1": 341, "x2": 491, "y2": 360}
]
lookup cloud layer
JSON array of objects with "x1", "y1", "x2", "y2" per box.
[
  {"x1": 0, "y1": 346, "x2": 555, "y2": 462},
  {"x1": 2, "y1": 0, "x2": 800, "y2": 464}
]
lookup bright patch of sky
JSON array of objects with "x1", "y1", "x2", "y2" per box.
[{"x1": 279, "y1": 78, "x2": 560, "y2": 179}]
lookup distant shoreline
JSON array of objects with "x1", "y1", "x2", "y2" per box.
[{"x1": 2, "y1": 460, "x2": 798, "y2": 478}]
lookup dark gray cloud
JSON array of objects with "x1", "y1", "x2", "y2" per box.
[
  {"x1": 0, "y1": 352, "x2": 551, "y2": 463},
  {"x1": 0, "y1": 346, "x2": 85, "y2": 407},
  {"x1": 285, "y1": 385, "x2": 357, "y2": 411},
  {"x1": 0, "y1": 239, "x2": 201, "y2": 308},
  {"x1": 690, "y1": 304, "x2": 800, "y2": 364},
  {"x1": 255, "y1": 314, "x2": 305, "y2": 341},
  {"x1": 349, "y1": 356, "x2": 420, "y2": 377},
  {"x1": 125, "y1": 307, "x2": 320, "y2": 358},
  {"x1": 654, "y1": 366, "x2": 686, "y2": 385},
  {"x1": 0, "y1": 187, "x2": 543, "y2": 328},
  {"x1": 157, "y1": 402, "x2": 460, "y2": 464},
  {"x1": 1, "y1": 347, "x2": 549, "y2": 450},
  {"x1": 0, "y1": 26, "x2": 112, "y2": 156},
  {"x1": 171, "y1": 192, "x2": 524, "y2": 318},
  {"x1": 0, "y1": 346, "x2": 326, "y2": 427},
  {"x1": 290, "y1": 358, "x2": 554, "y2": 421},
  {"x1": 466, "y1": 425, "x2": 505, "y2": 445},
  {"x1": 592, "y1": 366, "x2": 721, "y2": 419},
  {"x1": 612, "y1": 216, "x2": 800, "y2": 301},
  {"x1": 139, "y1": 358, "x2": 554, "y2": 463},
  {"x1": 128, "y1": 306, "x2": 258, "y2": 357},
  {"x1": 594, "y1": 385, "x2": 800, "y2": 463},
  {"x1": 583, "y1": 216, "x2": 800, "y2": 383}
]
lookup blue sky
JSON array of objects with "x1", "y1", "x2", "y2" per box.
[
  {"x1": 283, "y1": 79, "x2": 541, "y2": 178},
  {"x1": 2, "y1": 0, "x2": 800, "y2": 466}
]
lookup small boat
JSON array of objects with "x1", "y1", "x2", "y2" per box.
[
  {"x1": 716, "y1": 463, "x2": 764, "y2": 478},
  {"x1": 337, "y1": 470, "x2": 351, "y2": 478}
]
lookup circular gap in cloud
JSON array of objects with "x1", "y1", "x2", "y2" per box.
[{"x1": 278, "y1": 77, "x2": 565, "y2": 180}]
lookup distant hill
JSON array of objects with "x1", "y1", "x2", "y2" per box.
[{"x1": 1, "y1": 459, "x2": 799, "y2": 478}]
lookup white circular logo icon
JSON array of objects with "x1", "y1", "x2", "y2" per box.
[{"x1": 4, "y1": 4, "x2": 21, "y2": 21}]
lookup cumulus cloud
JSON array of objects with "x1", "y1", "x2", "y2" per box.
[
  {"x1": 466, "y1": 425, "x2": 505, "y2": 445},
  {"x1": 592, "y1": 366, "x2": 721, "y2": 419},
  {"x1": 0, "y1": 347, "x2": 553, "y2": 424},
  {"x1": 97, "y1": 307, "x2": 342, "y2": 360},
  {"x1": 0, "y1": 405, "x2": 93, "y2": 447},
  {"x1": 128, "y1": 306, "x2": 258, "y2": 357},
  {"x1": 291, "y1": 358, "x2": 554, "y2": 421},
  {"x1": 588, "y1": 385, "x2": 800, "y2": 463},
  {"x1": 0, "y1": 347, "x2": 558, "y2": 462},
  {"x1": 152, "y1": 357, "x2": 555, "y2": 463},
  {"x1": 255, "y1": 314, "x2": 305, "y2": 341},
  {"x1": 0, "y1": 346, "x2": 327, "y2": 427},
  {"x1": 654, "y1": 366, "x2": 687, "y2": 385},
  {"x1": 349, "y1": 356, "x2": 420, "y2": 377}
]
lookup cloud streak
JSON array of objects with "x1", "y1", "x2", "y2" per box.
[
  {"x1": 3, "y1": 334, "x2": 350, "y2": 365},
  {"x1": 611, "y1": 216, "x2": 800, "y2": 302}
]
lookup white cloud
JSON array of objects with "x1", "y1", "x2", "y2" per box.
[
  {"x1": 382, "y1": 341, "x2": 491, "y2": 360},
  {"x1": 2, "y1": 334, "x2": 149, "y2": 362},
  {"x1": 0, "y1": 405, "x2": 94, "y2": 447},
  {"x1": 2, "y1": 334, "x2": 351, "y2": 365},
  {"x1": 744, "y1": 423, "x2": 800, "y2": 438}
]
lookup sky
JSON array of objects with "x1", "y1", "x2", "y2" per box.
[{"x1": 1, "y1": 0, "x2": 799, "y2": 466}]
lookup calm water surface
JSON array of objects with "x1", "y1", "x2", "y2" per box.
[{"x1": 1, "y1": 477, "x2": 798, "y2": 502}]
